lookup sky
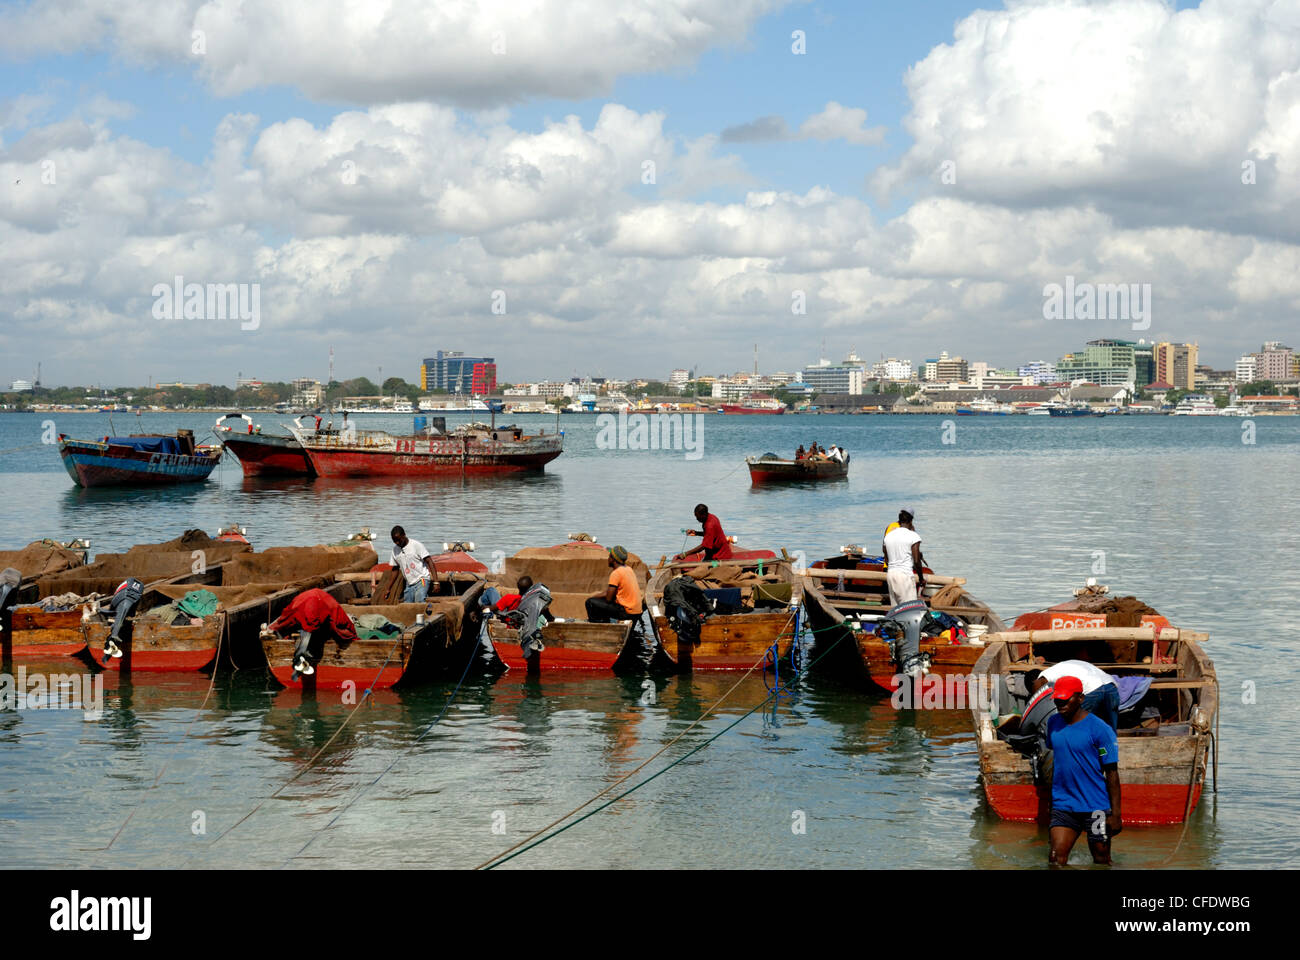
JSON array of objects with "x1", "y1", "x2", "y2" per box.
[{"x1": 0, "y1": 0, "x2": 1295, "y2": 388}]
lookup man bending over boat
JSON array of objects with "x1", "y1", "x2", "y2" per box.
[
  {"x1": 674, "y1": 504, "x2": 733, "y2": 562},
  {"x1": 1032, "y1": 660, "x2": 1121, "y2": 732},
  {"x1": 267, "y1": 588, "x2": 359, "y2": 678},
  {"x1": 391, "y1": 525, "x2": 438, "y2": 602},
  {"x1": 586, "y1": 546, "x2": 643, "y2": 623},
  {"x1": 1046, "y1": 675, "x2": 1122, "y2": 866},
  {"x1": 882, "y1": 509, "x2": 926, "y2": 606}
]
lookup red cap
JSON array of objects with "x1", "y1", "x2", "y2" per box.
[{"x1": 1052, "y1": 675, "x2": 1084, "y2": 700}]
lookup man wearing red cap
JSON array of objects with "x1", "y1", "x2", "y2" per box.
[{"x1": 1045, "y1": 674, "x2": 1122, "y2": 865}]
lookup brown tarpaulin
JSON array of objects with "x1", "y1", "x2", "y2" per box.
[
  {"x1": 0, "y1": 542, "x2": 85, "y2": 580},
  {"x1": 219, "y1": 546, "x2": 376, "y2": 586},
  {"x1": 501, "y1": 543, "x2": 648, "y2": 619},
  {"x1": 1072, "y1": 594, "x2": 1161, "y2": 628}
]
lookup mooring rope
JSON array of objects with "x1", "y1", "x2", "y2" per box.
[
  {"x1": 282, "y1": 618, "x2": 486, "y2": 865},
  {"x1": 475, "y1": 608, "x2": 838, "y2": 870},
  {"x1": 97, "y1": 610, "x2": 228, "y2": 853},
  {"x1": 199, "y1": 630, "x2": 405, "y2": 850}
]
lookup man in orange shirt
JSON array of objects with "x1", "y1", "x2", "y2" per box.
[{"x1": 586, "y1": 545, "x2": 643, "y2": 622}]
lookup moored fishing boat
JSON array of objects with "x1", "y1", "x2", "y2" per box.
[
  {"x1": 484, "y1": 539, "x2": 654, "y2": 672},
  {"x1": 213, "y1": 413, "x2": 318, "y2": 476},
  {"x1": 800, "y1": 548, "x2": 1006, "y2": 693},
  {"x1": 58, "y1": 431, "x2": 221, "y2": 486},
  {"x1": 259, "y1": 579, "x2": 486, "y2": 690},
  {"x1": 746, "y1": 452, "x2": 849, "y2": 484},
  {"x1": 970, "y1": 585, "x2": 1217, "y2": 825},
  {"x1": 293, "y1": 420, "x2": 563, "y2": 477},
  {"x1": 81, "y1": 545, "x2": 378, "y2": 671},
  {"x1": 719, "y1": 395, "x2": 786, "y2": 414},
  {"x1": 648, "y1": 550, "x2": 801, "y2": 671}
]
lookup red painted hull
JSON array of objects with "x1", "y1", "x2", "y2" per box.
[
  {"x1": 87, "y1": 645, "x2": 217, "y2": 672},
  {"x1": 492, "y1": 647, "x2": 622, "y2": 671},
  {"x1": 304, "y1": 442, "x2": 562, "y2": 478},
  {"x1": 3, "y1": 640, "x2": 88, "y2": 657},
  {"x1": 269, "y1": 663, "x2": 404, "y2": 690},
  {"x1": 985, "y1": 782, "x2": 1204, "y2": 826},
  {"x1": 719, "y1": 405, "x2": 785, "y2": 414},
  {"x1": 221, "y1": 434, "x2": 314, "y2": 476}
]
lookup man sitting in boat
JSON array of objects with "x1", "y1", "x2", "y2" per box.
[
  {"x1": 585, "y1": 546, "x2": 643, "y2": 623},
  {"x1": 266, "y1": 587, "x2": 359, "y2": 678},
  {"x1": 674, "y1": 504, "x2": 733, "y2": 562},
  {"x1": 390, "y1": 525, "x2": 439, "y2": 602},
  {"x1": 827, "y1": 444, "x2": 845, "y2": 463},
  {"x1": 882, "y1": 509, "x2": 926, "y2": 606},
  {"x1": 795, "y1": 444, "x2": 807, "y2": 460}
]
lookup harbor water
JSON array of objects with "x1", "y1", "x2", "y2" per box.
[{"x1": 1, "y1": 411, "x2": 1297, "y2": 868}]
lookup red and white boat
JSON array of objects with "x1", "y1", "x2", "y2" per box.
[
  {"x1": 214, "y1": 413, "x2": 316, "y2": 476},
  {"x1": 719, "y1": 395, "x2": 786, "y2": 415},
  {"x1": 971, "y1": 585, "x2": 1218, "y2": 825},
  {"x1": 293, "y1": 422, "x2": 563, "y2": 477}
]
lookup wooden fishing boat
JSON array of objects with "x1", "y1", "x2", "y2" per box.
[
  {"x1": 214, "y1": 413, "x2": 317, "y2": 476},
  {"x1": 648, "y1": 550, "x2": 801, "y2": 671},
  {"x1": 746, "y1": 453, "x2": 848, "y2": 484},
  {"x1": 3, "y1": 531, "x2": 254, "y2": 659},
  {"x1": 484, "y1": 540, "x2": 653, "y2": 672},
  {"x1": 58, "y1": 431, "x2": 221, "y2": 486},
  {"x1": 80, "y1": 546, "x2": 379, "y2": 671},
  {"x1": 800, "y1": 550, "x2": 1006, "y2": 693},
  {"x1": 294, "y1": 421, "x2": 562, "y2": 478},
  {"x1": 970, "y1": 592, "x2": 1217, "y2": 825},
  {"x1": 260, "y1": 580, "x2": 486, "y2": 690}
]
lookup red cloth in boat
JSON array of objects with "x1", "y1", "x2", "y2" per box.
[
  {"x1": 271, "y1": 588, "x2": 358, "y2": 642},
  {"x1": 495, "y1": 593, "x2": 523, "y2": 612}
]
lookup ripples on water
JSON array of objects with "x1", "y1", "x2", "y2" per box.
[{"x1": 1, "y1": 412, "x2": 1296, "y2": 868}]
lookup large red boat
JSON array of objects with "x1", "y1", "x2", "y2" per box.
[
  {"x1": 213, "y1": 413, "x2": 316, "y2": 476},
  {"x1": 295, "y1": 422, "x2": 563, "y2": 477}
]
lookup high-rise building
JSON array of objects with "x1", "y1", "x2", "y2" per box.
[
  {"x1": 872, "y1": 358, "x2": 913, "y2": 381},
  {"x1": 1251, "y1": 343, "x2": 1294, "y2": 381},
  {"x1": 291, "y1": 377, "x2": 324, "y2": 407},
  {"x1": 1152, "y1": 342, "x2": 1198, "y2": 391},
  {"x1": 1057, "y1": 339, "x2": 1139, "y2": 387},
  {"x1": 421, "y1": 350, "x2": 497, "y2": 395},
  {"x1": 935, "y1": 353, "x2": 969, "y2": 383},
  {"x1": 1236, "y1": 355, "x2": 1258, "y2": 382},
  {"x1": 801, "y1": 359, "x2": 864, "y2": 395},
  {"x1": 669, "y1": 369, "x2": 689, "y2": 387},
  {"x1": 1017, "y1": 361, "x2": 1058, "y2": 384}
]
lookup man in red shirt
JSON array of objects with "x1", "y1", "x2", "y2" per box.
[{"x1": 675, "y1": 504, "x2": 733, "y2": 562}]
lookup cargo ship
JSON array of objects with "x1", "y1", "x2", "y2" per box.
[
  {"x1": 719, "y1": 395, "x2": 786, "y2": 415},
  {"x1": 213, "y1": 413, "x2": 316, "y2": 476},
  {"x1": 294, "y1": 421, "x2": 563, "y2": 477}
]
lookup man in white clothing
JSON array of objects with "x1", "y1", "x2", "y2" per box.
[
  {"x1": 390, "y1": 525, "x2": 438, "y2": 603},
  {"x1": 1032, "y1": 659, "x2": 1121, "y2": 731},
  {"x1": 882, "y1": 509, "x2": 926, "y2": 607}
]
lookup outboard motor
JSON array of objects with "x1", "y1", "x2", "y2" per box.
[
  {"x1": 291, "y1": 631, "x2": 316, "y2": 679},
  {"x1": 879, "y1": 599, "x2": 931, "y2": 678},
  {"x1": 101, "y1": 577, "x2": 144, "y2": 662},
  {"x1": 0, "y1": 567, "x2": 21, "y2": 633},
  {"x1": 662, "y1": 576, "x2": 713, "y2": 647}
]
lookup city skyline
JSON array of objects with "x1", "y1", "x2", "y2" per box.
[{"x1": 4, "y1": 2, "x2": 1300, "y2": 385}]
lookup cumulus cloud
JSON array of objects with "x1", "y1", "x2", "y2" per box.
[
  {"x1": 722, "y1": 101, "x2": 886, "y2": 145},
  {"x1": 0, "y1": 0, "x2": 788, "y2": 107}
]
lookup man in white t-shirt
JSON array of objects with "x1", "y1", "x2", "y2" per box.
[
  {"x1": 881, "y1": 509, "x2": 926, "y2": 607},
  {"x1": 1033, "y1": 659, "x2": 1120, "y2": 731},
  {"x1": 390, "y1": 525, "x2": 438, "y2": 603}
]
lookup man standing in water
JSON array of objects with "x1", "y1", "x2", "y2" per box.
[
  {"x1": 1046, "y1": 675, "x2": 1122, "y2": 865},
  {"x1": 674, "y1": 504, "x2": 733, "y2": 562},
  {"x1": 882, "y1": 509, "x2": 926, "y2": 607},
  {"x1": 390, "y1": 525, "x2": 438, "y2": 602}
]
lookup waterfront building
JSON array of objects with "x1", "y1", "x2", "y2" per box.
[
  {"x1": 420, "y1": 350, "x2": 497, "y2": 395},
  {"x1": 1250, "y1": 343, "x2": 1294, "y2": 381},
  {"x1": 1152, "y1": 342, "x2": 1198, "y2": 390},
  {"x1": 1057, "y1": 339, "x2": 1139, "y2": 387},
  {"x1": 872, "y1": 357, "x2": 913, "y2": 381},
  {"x1": 291, "y1": 377, "x2": 323, "y2": 407},
  {"x1": 1236, "y1": 355, "x2": 1258, "y2": 382},
  {"x1": 801, "y1": 358, "x2": 865, "y2": 395},
  {"x1": 1017, "y1": 361, "x2": 1058, "y2": 384}
]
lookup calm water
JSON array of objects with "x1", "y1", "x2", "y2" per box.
[{"x1": 1, "y1": 410, "x2": 1297, "y2": 868}]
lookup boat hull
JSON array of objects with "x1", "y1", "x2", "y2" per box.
[
  {"x1": 59, "y1": 439, "x2": 219, "y2": 487},
  {"x1": 486, "y1": 620, "x2": 641, "y2": 672},
  {"x1": 2, "y1": 607, "x2": 90, "y2": 657},
  {"x1": 303, "y1": 435, "x2": 563, "y2": 478},
  {"x1": 85, "y1": 618, "x2": 221, "y2": 672},
  {"x1": 747, "y1": 458, "x2": 848, "y2": 484},
  {"x1": 720, "y1": 405, "x2": 785, "y2": 415},
  {"x1": 221, "y1": 433, "x2": 314, "y2": 476}
]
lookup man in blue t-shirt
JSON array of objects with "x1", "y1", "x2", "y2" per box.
[{"x1": 1045, "y1": 675, "x2": 1123, "y2": 865}]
